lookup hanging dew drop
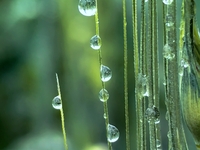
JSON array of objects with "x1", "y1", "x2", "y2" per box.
[
  {"x1": 78, "y1": 0, "x2": 97, "y2": 16},
  {"x1": 156, "y1": 139, "x2": 161, "y2": 148},
  {"x1": 90, "y1": 35, "x2": 102, "y2": 50},
  {"x1": 52, "y1": 96, "x2": 62, "y2": 110},
  {"x1": 100, "y1": 65, "x2": 112, "y2": 82},
  {"x1": 145, "y1": 105, "x2": 160, "y2": 123},
  {"x1": 138, "y1": 73, "x2": 149, "y2": 97},
  {"x1": 163, "y1": 44, "x2": 175, "y2": 60},
  {"x1": 165, "y1": 14, "x2": 174, "y2": 27},
  {"x1": 162, "y1": 0, "x2": 173, "y2": 5},
  {"x1": 103, "y1": 113, "x2": 107, "y2": 119},
  {"x1": 99, "y1": 89, "x2": 109, "y2": 102},
  {"x1": 107, "y1": 124, "x2": 120, "y2": 143}
]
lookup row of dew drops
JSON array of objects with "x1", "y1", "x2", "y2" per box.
[{"x1": 77, "y1": 0, "x2": 120, "y2": 143}]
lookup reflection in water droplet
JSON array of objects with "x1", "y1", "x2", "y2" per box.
[
  {"x1": 163, "y1": 44, "x2": 175, "y2": 60},
  {"x1": 145, "y1": 105, "x2": 160, "y2": 123},
  {"x1": 78, "y1": 0, "x2": 96, "y2": 16},
  {"x1": 162, "y1": 0, "x2": 173, "y2": 5},
  {"x1": 107, "y1": 124, "x2": 120, "y2": 143},
  {"x1": 100, "y1": 65, "x2": 112, "y2": 82},
  {"x1": 99, "y1": 89, "x2": 109, "y2": 102},
  {"x1": 90, "y1": 35, "x2": 101, "y2": 50},
  {"x1": 52, "y1": 96, "x2": 62, "y2": 110}
]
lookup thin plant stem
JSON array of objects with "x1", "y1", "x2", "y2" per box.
[
  {"x1": 95, "y1": 1, "x2": 112, "y2": 149},
  {"x1": 123, "y1": 0, "x2": 130, "y2": 149},
  {"x1": 56, "y1": 73, "x2": 68, "y2": 150}
]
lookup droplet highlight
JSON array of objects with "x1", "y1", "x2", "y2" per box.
[
  {"x1": 165, "y1": 14, "x2": 174, "y2": 27},
  {"x1": 145, "y1": 105, "x2": 160, "y2": 123},
  {"x1": 90, "y1": 35, "x2": 101, "y2": 50},
  {"x1": 52, "y1": 96, "x2": 62, "y2": 110},
  {"x1": 99, "y1": 89, "x2": 109, "y2": 102},
  {"x1": 78, "y1": 0, "x2": 97, "y2": 16},
  {"x1": 107, "y1": 124, "x2": 120, "y2": 143},
  {"x1": 163, "y1": 44, "x2": 175, "y2": 60},
  {"x1": 162, "y1": 0, "x2": 173, "y2": 5},
  {"x1": 100, "y1": 65, "x2": 112, "y2": 82}
]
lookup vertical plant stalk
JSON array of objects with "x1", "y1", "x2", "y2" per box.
[
  {"x1": 132, "y1": 0, "x2": 139, "y2": 149},
  {"x1": 163, "y1": 0, "x2": 188, "y2": 149},
  {"x1": 151, "y1": 0, "x2": 162, "y2": 149},
  {"x1": 56, "y1": 74, "x2": 68, "y2": 150},
  {"x1": 138, "y1": 0, "x2": 147, "y2": 149},
  {"x1": 123, "y1": 0, "x2": 130, "y2": 149},
  {"x1": 95, "y1": 1, "x2": 112, "y2": 150}
]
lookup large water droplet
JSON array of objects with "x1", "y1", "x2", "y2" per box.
[
  {"x1": 78, "y1": 0, "x2": 97, "y2": 16},
  {"x1": 107, "y1": 124, "x2": 119, "y2": 143},
  {"x1": 90, "y1": 35, "x2": 101, "y2": 50},
  {"x1": 100, "y1": 65, "x2": 112, "y2": 82},
  {"x1": 145, "y1": 105, "x2": 160, "y2": 123},
  {"x1": 52, "y1": 96, "x2": 62, "y2": 110},
  {"x1": 163, "y1": 44, "x2": 175, "y2": 60},
  {"x1": 162, "y1": 0, "x2": 173, "y2": 5},
  {"x1": 99, "y1": 89, "x2": 109, "y2": 102}
]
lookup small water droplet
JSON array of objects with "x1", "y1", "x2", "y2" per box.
[
  {"x1": 163, "y1": 82, "x2": 166, "y2": 85},
  {"x1": 138, "y1": 73, "x2": 149, "y2": 97},
  {"x1": 163, "y1": 44, "x2": 175, "y2": 60},
  {"x1": 100, "y1": 65, "x2": 112, "y2": 82},
  {"x1": 180, "y1": 59, "x2": 189, "y2": 68},
  {"x1": 107, "y1": 124, "x2": 120, "y2": 143},
  {"x1": 145, "y1": 0, "x2": 148, "y2": 2},
  {"x1": 156, "y1": 139, "x2": 161, "y2": 148},
  {"x1": 155, "y1": 118, "x2": 160, "y2": 124},
  {"x1": 78, "y1": 0, "x2": 97, "y2": 16},
  {"x1": 165, "y1": 111, "x2": 169, "y2": 121},
  {"x1": 165, "y1": 15, "x2": 174, "y2": 27},
  {"x1": 145, "y1": 105, "x2": 160, "y2": 123},
  {"x1": 162, "y1": 0, "x2": 173, "y2": 5},
  {"x1": 90, "y1": 35, "x2": 101, "y2": 50},
  {"x1": 52, "y1": 96, "x2": 62, "y2": 110},
  {"x1": 99, "y1": 89, "x2": 109, "y2": 102},
  {"x1": 103, "y1": 113, "x2": 107, "y2": 119}
]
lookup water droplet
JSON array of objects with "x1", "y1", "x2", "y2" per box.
[
  {"x1": 138, "y1": 73, "x2": 149, "y2": 97},
  {"x1": 99, "y1": 89, "x2": 109, "y2": 102},
  {"x1": 180, "y1": 59, "x2": 189, "y2": 68},
  {"x1": 100, "y1": 65, "x2": 112, "y2": 82},
  {"x1": 155, "y1": 118, "x2": 160, "y2": 124},
  {"x1": 103, "y1": 113, "x2": 107, "y2": 119},
  {"x1": 156, "y1": 139, "x2": 161, "y2": 148},
  {"x1": 145, "y1": 105, "x2": 160, "y2": 123},
  {"x1": 52, "y1": 96, "x2": 62, "y2": 110},
  {"x1": 107, "y1": 124, "x2": 120, "y2": 143},
  {"x1": 165, "y1": 15, "x2": 174, "y2": 27},
  {"x1": 78, "y1": 0, "x2": 97, "y2": 16},
  {"x1": 163, "y1": 44, "x2": 175, "y2": 60},
  {"x1": 145, "y1": 0, "x2": 148, "y2": 2},
  {"x1": 162, "y1": 0, "x2": 173, "y2": 5},
  {"x1": 165, "y1": 111, "x2": 169, "y2": 121},
  {"x1": 90, "y1": 35, "x2": 101, "y2": 50}
]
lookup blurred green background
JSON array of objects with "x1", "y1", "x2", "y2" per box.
[{"x1": 0, "y1": 0, "x2": 199, "y2": 150}]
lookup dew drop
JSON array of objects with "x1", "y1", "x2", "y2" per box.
[
  {"x1": 156, "y1": 139, "x2": 161, "y2": 148},
  {"x1": 163, "y1": 0, "x2": 173, "y2": 5},
  {"x1": 165, "y1": 15, "x2": 174, "y2": 27},
  {"x1": 90, "y1": 35, "x2": 101, "y2": 50},
  {"x1": 107, "y1": 124, "x2": 120, "y2": 143},
  {"x1": 78, "y1": 0, "x2": 97, "y2": 16},
  {"x1": 100, "y1": 65, "x2": 112, "y2": 82},
  {"x1": 99, "y1": 89, "x2": 109, "y2": 102},
  {"x1": 103, "y1": 113, "x2": 107, "y2": 119},
  {"x1": 52, "y1": 96, "x2": 62, "y2": 110},
  {"x1": 145, "y1": 105, "x2": 160, "y2": 123},
  {"x1": 180, "y1": 59, "x2": 189, "y2": 68},
  {"x1": 163, "y1": 44, "x2": 175, "y2": 60},
  {"x1": 138, "y1": 73, "x2": 149, "y2": 97},
  {"x1": 145, "y1": 0, "x2": 148, "y2": 2}
]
